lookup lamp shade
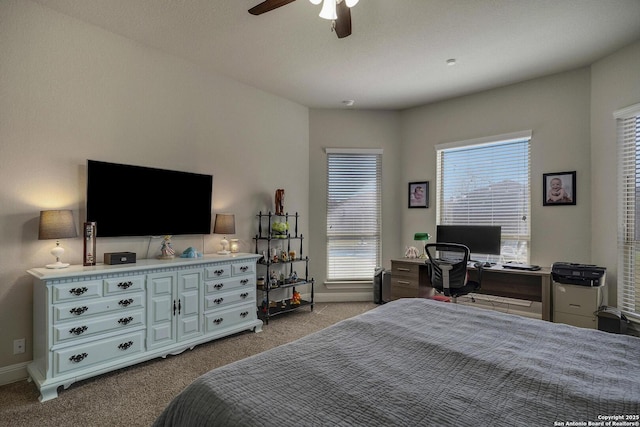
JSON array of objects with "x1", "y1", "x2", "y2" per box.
[
  {"x1": 39, "y1": 210, "x2": 78, "y2": 240},
  {"x1": 213, "y1": 214, "x2": 235, "y2": 235},
  {"x1": 414, "y1": 232, "x2": 430, "y2": 241}
]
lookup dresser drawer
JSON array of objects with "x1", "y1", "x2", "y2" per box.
[
  {"x1": 204, "y1": 264, "x2": 232, "y2": 280},
  {"x1": 232, "y1": 262, "x2": 255, "y2": 276},
  {"x1": 103, "y1": 276, "x2": 145, "y2": 295},
  {"x1": 204, "y1": 304, "x2": 255, "y2": 334},
  {"x1": 205, "y1": 276, "x2": 254, "y2": 295},
  {"x1": 53, "y1": 309, "x2": 145, "y2": 344},
  {"x1": 52, "y1": 281, "x2": 102, "y2": 303},
  {"x1": 54, "y1": 330, "x2": 145, "y2": 375},
  {"x1": 54, "y1": 292, "x2": 145, "y2": 322},
  {"x1": 205, "y1": 289, "x2": 256, "y2": 311}
]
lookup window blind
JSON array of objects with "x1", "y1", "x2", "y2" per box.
[
  {"x1": 326, "y1": 150, "x2": 382, "y2": 281},
  {"x1": 436, "y1": 134, "x2": 531, "y2": 262},
  {"x1": 616, "y1": 103, "x2": 640, "y2": 320}
]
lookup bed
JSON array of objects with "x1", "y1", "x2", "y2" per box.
[{"x1": 153, "y1": 298, "x2": 640, "y2": 426}]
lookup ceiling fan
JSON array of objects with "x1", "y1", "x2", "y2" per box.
[{"x1": 248, "y1": 0, "x2": 358, "y2": 39}]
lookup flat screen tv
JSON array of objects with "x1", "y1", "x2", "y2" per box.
[
  {"x1": 86, "y1": 160, "x2": 213, "y2": 237},
  {"x1": 436, "y1": 225, "x2": 502, "y2": 256}
]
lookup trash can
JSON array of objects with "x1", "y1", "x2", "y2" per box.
[{"x1": 597, "y1": 306, "x2": 629, "y2": 334}]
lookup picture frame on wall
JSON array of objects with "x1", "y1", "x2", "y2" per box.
[
  {"x1": 408, "y1": 181, "x2": 429, "y2": 208},
  {"x1": 543, "y1": 171, "x2": 576, "y2": 206}
]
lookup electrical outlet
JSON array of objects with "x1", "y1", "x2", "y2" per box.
[{"x1": 13, "y1": 338, "x2": 25, "y2": 355}]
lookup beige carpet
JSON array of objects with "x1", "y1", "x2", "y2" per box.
[{"x1": 0, "y1": 302, "x2": 377, "y2": 427}]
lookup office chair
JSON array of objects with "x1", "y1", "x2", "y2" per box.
[{"x1": 425, "y1": 243, "x2": 482, "y2": 303}]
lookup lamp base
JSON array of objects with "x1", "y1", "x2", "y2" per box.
[
  {"x1": 46, "y1": 261, "x2": 70, "y2": 269},
  {"x1": 217, "y1": 250, "x2": 231, "y2": 255}
]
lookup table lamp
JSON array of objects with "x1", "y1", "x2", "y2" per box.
[
  {"x1": 39, "y1": 210, "x2": 78, "y2": 268},
  {"x1": 414, "y1": 232, "x2": 430, "y2": 258},
  {"x1": 214, "y1": 213, "x2": 235, "y2": 255}
]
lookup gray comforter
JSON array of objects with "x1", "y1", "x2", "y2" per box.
[{"x1": 154, "y1": 298, "x2": 640, "y2": 426}]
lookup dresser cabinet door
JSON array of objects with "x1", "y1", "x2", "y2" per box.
[
  {"x1": 177, "y1": 269, "x2": 203, "y2": 341},
  {"x1": 147, "y1": 272, "x2": 177, "y2": 350}
]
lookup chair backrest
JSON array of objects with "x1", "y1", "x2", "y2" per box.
[{"x1": 425, "y1": 243, "x2": 470, "y2": 292}]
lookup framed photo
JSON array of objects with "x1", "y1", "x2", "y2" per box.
[
  {"x1": 543, "y1": 171, "x2": 576, "y2": 206},
  {"x1": 408, "y1": 181, "x2": 429, "y2": 208}
]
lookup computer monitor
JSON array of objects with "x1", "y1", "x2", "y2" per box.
[{"x1": 436, "y1": 225, "x2": 502, "y2": 256}]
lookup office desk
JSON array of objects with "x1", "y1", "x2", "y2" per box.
[{"x1": 390, "y1": 258, "x2": 552, "y2": 321}]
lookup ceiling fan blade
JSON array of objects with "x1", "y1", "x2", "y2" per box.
[
  {"x1": 249, "y1": 0, "x2": 297, "y2": 15},
  {"x1": 334, "y1": 1, "x2": 352, "y2": 38}
]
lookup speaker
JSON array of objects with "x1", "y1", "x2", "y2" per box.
[{"x1": 104, "y1": 252, "x2": 136, "y2": 265}]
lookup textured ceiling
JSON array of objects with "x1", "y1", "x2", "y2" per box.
[{"x1": 34, "y1": 0, "x2": 640, "y2": 110}]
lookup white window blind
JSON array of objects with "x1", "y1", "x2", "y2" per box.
[
  {"x1": 326, "y1": 149, "x2": 382, "y2": 281},
  {"x1": 616, "y1": 103, "x2": 640, "y2": 321},
  {"x1": 436, "y1": 132, "x2": 531, "y2": 262}
]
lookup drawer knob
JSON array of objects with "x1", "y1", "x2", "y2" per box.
[
  {"x1": 240, "y1": 265, "x2": 249, "y2": 272},
  {"x1": 117, "y1": 281, "x2": 133, "y2": 289},
  {"x1": 212, "y1": 317, "x2": 224, "y2": 325},
  {"x1": 214, "y1": 269, "x2": 225, "y2": 276},
  {"x1": 69, "y1": 326, "x2": 88, "y2": 336},
  {"x1": 119, "y1": 298, "x2": 134, "y2": 307},
  {"x1": 69, "y1": 306, "x2": 88, "y2": 316},
  {"x1": 118, "y1": 316, "x2": 134, "y2": 325},
  {"x1": 240, "y1": 311, "x2": 249, "y2": 318},
  {"x1": 240, "y1": 279, "x2": 249, "y2": 285},
  {"x1": 214, "y1": 283, "x2": 224, "y2": 290},
  {"x1": 214, "y1": 298, "x2": 224, "y2": 305},
  {"x1": 118, "y1": 341, "x2": 134, "y2": 351},
  {"x1": 69, "y1": 287, "x2": 88, "y2": 296},
  {"x1": 240, "y1": 292, "x2": 249, "y2": 299},
  {"x1": 69, "y1": 353, "x2": 88, "y2": 363}
]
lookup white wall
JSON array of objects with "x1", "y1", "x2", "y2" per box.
[
  {"x1": 0, "y1": 0, "x2": 309, "y2": 375},
  {"x1": 591, "y1": 40, "x2": 640, "y2": 305},
  {"x1": 400, "y1": 68, "x2": 593, "y2": 267}
]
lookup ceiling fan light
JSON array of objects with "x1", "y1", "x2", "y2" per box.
[
  {"x1": 345, "y1": 0, "x2": 359, "y2": 7},
  {"x1": 309, "y1": 0, "x2": 322, "y2": 5},
  {"x1": 319, "y1": 0, "x2": 337, "y2": 20}
]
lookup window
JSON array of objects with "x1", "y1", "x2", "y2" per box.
[
  {"x1": 616, "y1": 103, "x2": 640, "y2": 321},
  {"x1": 326, "y1": 148, "x2": 382, "y2": 281},
  {"x1": 436, "y1": 131, "x2": 532, "y2": 262}
]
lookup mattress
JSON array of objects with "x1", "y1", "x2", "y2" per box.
[{"x1": 154, "y1": 298, "x2": 640, "y2": 426}]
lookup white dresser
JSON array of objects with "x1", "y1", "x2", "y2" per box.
[{"x1": 27, "y1": 253, "x2": 261, "y2": 402}]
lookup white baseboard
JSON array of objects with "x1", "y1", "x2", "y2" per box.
[
  {"x1": 0, "y1": 361, "x2": 30, "y2": 387},
  {"x1": 314, "y1": 292, "x2": 373, "y2": 303}
]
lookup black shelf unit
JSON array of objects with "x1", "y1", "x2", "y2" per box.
[{"x1": 254, "y1": 211, "x2": 314, "y2": 324}]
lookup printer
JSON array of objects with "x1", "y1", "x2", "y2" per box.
[{"x1": 551, "y1": 262, "x2": 606, "y2": 287}]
